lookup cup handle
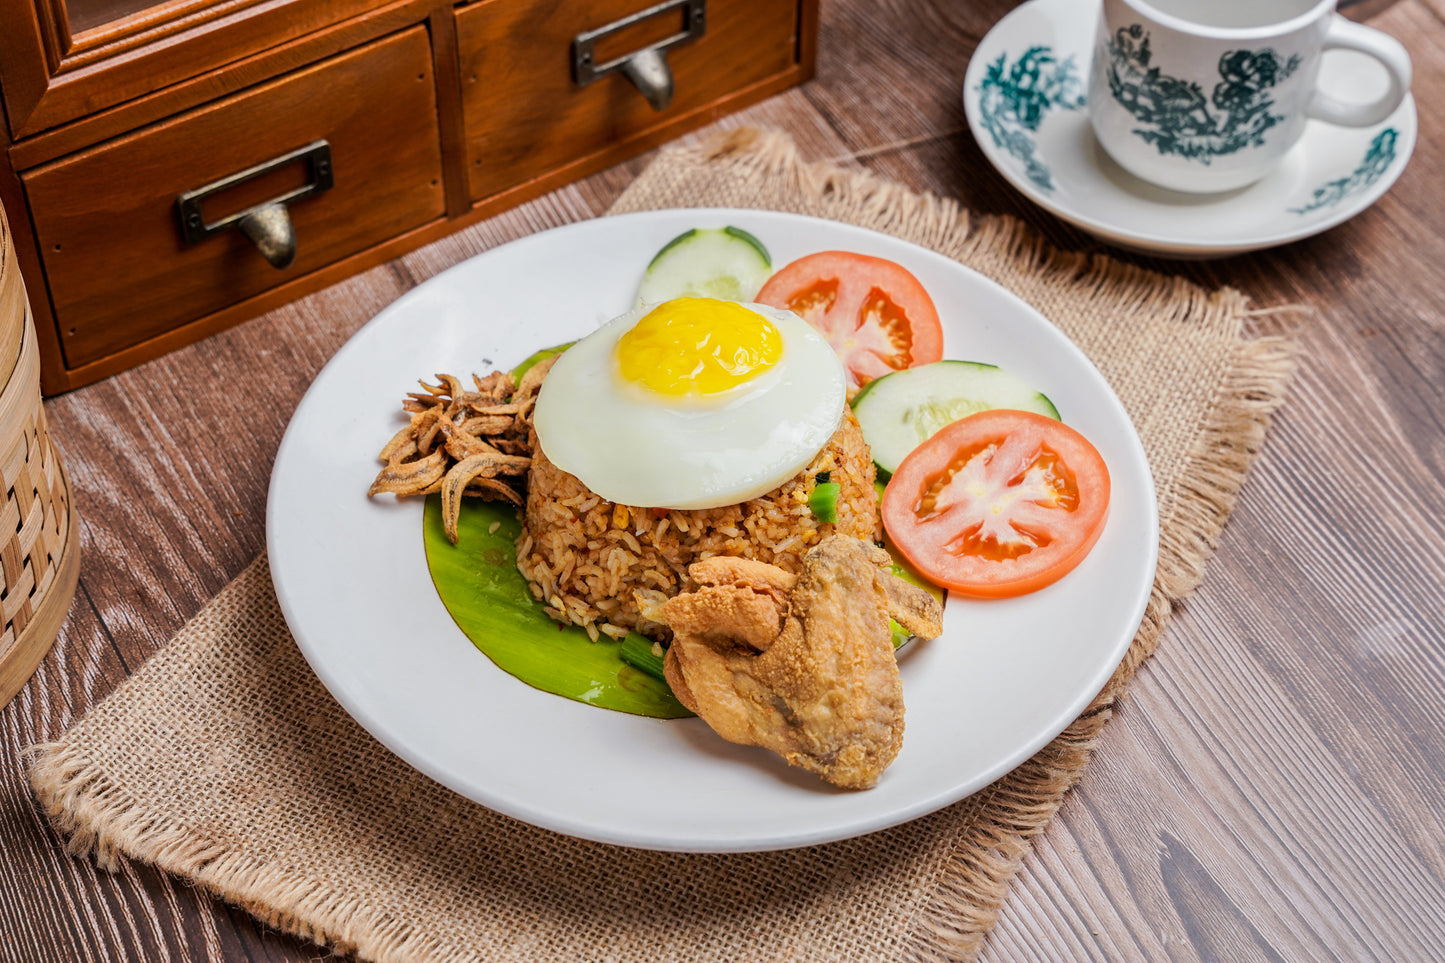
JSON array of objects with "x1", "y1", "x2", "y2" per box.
[{"x1": 1306, "y1": 15, "x2": 1412, "y2": 127}]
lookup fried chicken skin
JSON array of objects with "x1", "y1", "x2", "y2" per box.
[{"x1": 659, "y1": 536, "x2": 944, "y2": 789}]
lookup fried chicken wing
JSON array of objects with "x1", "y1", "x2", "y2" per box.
[{"x1": 660, "y1": 536, "x2": 944, "y2": 789}]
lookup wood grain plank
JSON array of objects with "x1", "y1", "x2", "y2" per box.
[{"x1": 983, "y1": 161, "x2": 1445, "y2": 963}]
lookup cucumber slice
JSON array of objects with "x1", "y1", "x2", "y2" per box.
[
  {"x1": 853, "y1": 360, "x2": 1060, "y2": 477},
  {"x1": 635, "y1": 226, "x2": 772, "y2": 305}
]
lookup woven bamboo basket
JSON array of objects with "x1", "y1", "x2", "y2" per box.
[{"x1": 0, "y1": 203, "x2": 79, "y2": 709}]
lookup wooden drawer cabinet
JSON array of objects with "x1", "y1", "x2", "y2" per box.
[
  {"x1": 23, "y1": 27, "x2": 445, "y2": 369},
  {"x1": 0, "y1": 0, "x2": 817, "y2": 393}
]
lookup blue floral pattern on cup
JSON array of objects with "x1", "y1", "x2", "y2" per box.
[
  {"x1": 975, "y1": 46, "x2": 1086, "y2": 191},
  {"x1": 1104, "y1": 25, "x2": 1300, "y2": 163},
  {"x1": 1290, "y1": 128, "x2": 1399, "y2": 214}
]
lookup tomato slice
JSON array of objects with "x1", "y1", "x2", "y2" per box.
[
  {"x1": 881, "y1": 409, "x2": 1110, "y2": 598},
  {"x1": 756, "y1": 251, "x2": 944, "y2": 390}
]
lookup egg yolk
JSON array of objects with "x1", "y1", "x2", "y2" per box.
[{"x1": 617, "y1": 298, "x2": 782, "y2": 396}]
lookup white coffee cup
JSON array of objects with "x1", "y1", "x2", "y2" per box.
[{"x1": 1089, "y1": 0, "x2": 1412, "y2": 193}]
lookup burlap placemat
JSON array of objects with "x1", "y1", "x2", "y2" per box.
[{"x1": 29, "y1": 128, "x2": 1294, "y2": 962}]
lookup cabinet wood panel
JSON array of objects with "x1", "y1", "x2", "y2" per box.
[
  {"x1": 0, "y1": 0, "x2": 405, "y2": 138},
  {"x1": 22, "y1": 26, "x2": 446, "y2": 369},
  {"x1": 456, "y1": 0, "x2": 800, "y2": 203}
]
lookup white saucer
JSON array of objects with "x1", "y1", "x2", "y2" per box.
[{"x1": 962, "y1": 0, "x2": 1417, "y2": 258}]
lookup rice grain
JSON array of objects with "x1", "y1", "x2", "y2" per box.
[{"x1": 517, "y1": 411, "x2": 878, "y2": 641}]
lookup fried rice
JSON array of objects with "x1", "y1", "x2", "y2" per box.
[{"x1": 516, "y1": 409, "x2": 879, "y2": 641}]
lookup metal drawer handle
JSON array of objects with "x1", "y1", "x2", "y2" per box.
[
  {"x1": 572, "y1": 0, "x2": 706, "y2": 111},
  {"x1": 176, "y1": 141, "x2": 334, "y2": 270}
]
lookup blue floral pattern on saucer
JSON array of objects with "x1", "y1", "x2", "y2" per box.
[
  {"x1": 975, "y1": 46, "x2": 1086, "y2": 191},
  {"x1": 1290, "y1": 128, "x2": 1399, "y2": 214}
]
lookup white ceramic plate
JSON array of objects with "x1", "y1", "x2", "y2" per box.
[
  {"x1": 963, "y1": 0, "x2": 1417, "y2": 257},
  {"x1": 267, "y1": 208, "x2": 1159, "y2": 852}
]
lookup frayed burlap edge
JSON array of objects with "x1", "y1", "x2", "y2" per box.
[
  {"x1": 23, "y1": 566, "x2": 463, "y2": 963},
  {"x1": 28, "y1": 127, "x2": 1297, "y2": 963},
  {"x1": 27, "y1": 759, "x2": 451, "y2": 963}
]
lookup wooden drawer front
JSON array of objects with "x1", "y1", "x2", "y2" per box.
[
  {"x1": 457, "y1": 0, "x2": 799, "y2": 203},
  {"x1": 23, "y1": 27, "x2": 445, "y2": 369}
]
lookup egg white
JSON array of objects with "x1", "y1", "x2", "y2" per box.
[{"x1": 532, "y1": 301, "x2": 847, "y2": 510}]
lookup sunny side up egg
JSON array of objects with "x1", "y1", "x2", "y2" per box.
[{"x1": 532, "y1": 297, "x2": 847, "y2": 510}]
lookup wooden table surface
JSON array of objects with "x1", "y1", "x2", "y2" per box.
[{"x1": 4, "y1": 0, "x2": 1444, "y2": 959}]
